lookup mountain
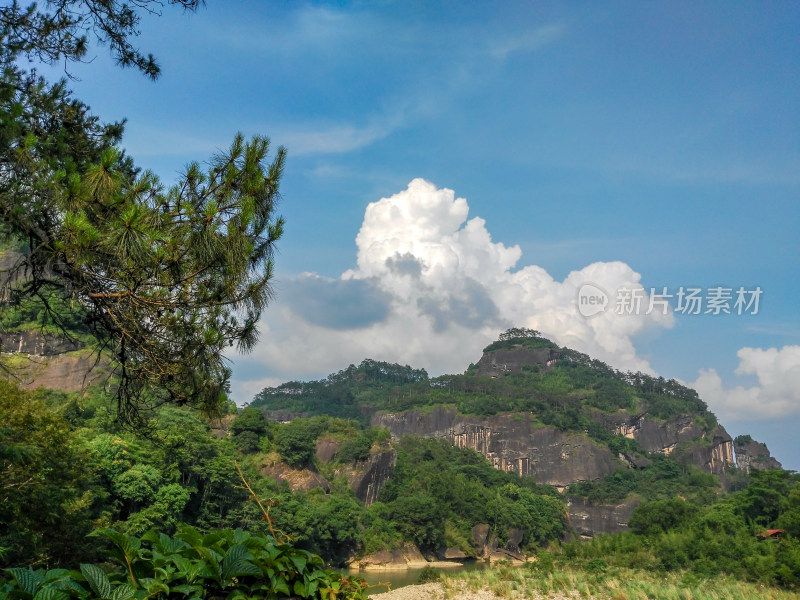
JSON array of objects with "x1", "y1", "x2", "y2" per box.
[
  {"x1": 251, "y1": 331, "x2": 782, "y2": 537},
  {"x1": 0, "y1": 304, "x2": 785, "y2": 543}
]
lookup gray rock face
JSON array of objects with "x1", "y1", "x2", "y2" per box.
[
  {"x1": 602, "y1": 412, "x2": 735, "y2": 476},
  {"x1": 315, "y1": 437, "x2": 343, "y2": 463},
  {"x1": 475, "y1": 347, "x2": 559, "y2": 377},
  {"x1": 505, "y1": 528, "x2": 524, "y2": 554},
  {"x1": 438, "y1": 547, "x2": 468, "y2": 560},
  {"x1": 471, "y1": 524, "x2": 491, "y2": 550},
  {"x1": 351, "y1": 542, "x2": 426, "y2": 569},
  {"x1": 0, "y1": 331, "x2": 81, "y2": 356},
  {"x1": 734, "y1": 437, "x2": 782, "y2": 473},
  {"x1": 2, "y1": 351, "x2": 109, "y2": 392},
  {"x1": 262, "y1": 410, "x2": 309, "y2": 423},
  {"x1": 0, "y1": 250, "x2": 30, "y2": 295},
  {"x1": 373, "y1": 406, "x2": 616, "y2": 487},
  {"x1": 470, "y1": 523, "x2": 525, "y2": 560},
  {"x1": 259, "y1": 460, "x2": 330, "y2": 493},
  {"x1": 567, "y1": 497, "x2": 640, "y2": 538},
  {"x1": 347, "y1": 447, "x2": 397, "y2": 506}
]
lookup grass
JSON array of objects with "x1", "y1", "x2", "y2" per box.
[{"x1": 439, "y1": 564, "x2": 799, "y2": 600}]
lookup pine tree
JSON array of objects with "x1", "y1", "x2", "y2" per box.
[{"x1": 0, "y1": 2, "x2": 285, "y2": 421}]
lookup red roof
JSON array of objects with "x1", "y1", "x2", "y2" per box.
[{"x1": 757, "y1": 529, "x2": 786, "y2": 538}]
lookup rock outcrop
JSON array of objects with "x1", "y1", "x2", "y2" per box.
[
  {"x1": 314, "y1": 437, "x2": 396, "y2": 505},
  {"x1": 437, "y1": 547, "x2": 468, "y2": 560},
  {"x1": 351, "y1": 543, "x2": 427, "y2": 570},
  {"x1": 259, "y1": 458, "x2": 330, "y2": 493},
  {"x1": 0, "y1": 331, "x2": 110, "y2": 392},
  {"x1": 373, "y1": 406, "x2": 616, "y2": 488},
  {"x1": 209, "y1": 414, "x2": 236, "y2": 439},
  {"x1": 315, "y1": 436, "x2": 343, "y2": 463},
  {"x1": 475, "y1": 347, "x2": 559, "y2": 377},
  {"x1": 470, "y1": 524, "x2": 526, "y2": 561},
  {"x1": 262, "y1": 410, "x2": 309, "y2": 423},
  {"x1": 346, "y1": 447, "x2": 397, "y2": 506},
  {"x1": 734, "y1": 436, "x2": 782, "y2": 473},
  {"x1": 1, "y1": 349, "x2": 109, "y2": 392},
  {"x1": 567, "y1": 496, "x2": 640, "y2": 538},
  {"x1": 0, "y1": 331, "x2": 81, "y2": 356},
  {"x1": 602, "y1": 412, "x2": 735, "y2": 476},
  {"x1": 0, "y1": 250, "x2": 30, "y2": 296}
]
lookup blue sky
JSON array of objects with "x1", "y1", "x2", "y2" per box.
[{"x1": 41, "y1": 1, "x2": 800, "y2": 468}]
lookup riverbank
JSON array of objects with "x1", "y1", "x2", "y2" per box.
[
  {"x1": 366, "y1": 564, "x2": 800, "y2": 600},
  {"x1": 369, "y1": 582, "x2": 579, "y2": 599},
  {"x1": 350, "y1": 560, "x2": 468, "y2": 572}
]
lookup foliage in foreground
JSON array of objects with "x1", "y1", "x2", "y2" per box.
[
  {"x1": 1, "y1": 22, "x2": 285, "y2": 423},
  {"x1": 0, "y1": 526, "x2": 367, "y2": 600}
]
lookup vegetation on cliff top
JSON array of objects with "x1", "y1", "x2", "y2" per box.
[{"x1": 252, "y1": 331, "x2": 714, "y2": 427}]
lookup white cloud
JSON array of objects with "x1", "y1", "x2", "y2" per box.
[
  {"x1": 691, "y1": 345, "x2": 800, "y2": 421},
  {"x1": 278, "y1": 122, "x2": 395, "y2": 155},
  {"x1": 231, "y1": 376, "x2": 286, "y2": 406},
  {"x1": 232, "y1": 179, "x2": 675, "y2": 401},
  {"x1": 489, "y1": 24, "x2": 566, "y2": 59}
]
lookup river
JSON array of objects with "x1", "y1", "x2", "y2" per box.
[{"x1": 347, "y1": 561, "x2": 491, "y2": 594}]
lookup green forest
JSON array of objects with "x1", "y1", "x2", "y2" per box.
[
  {"x1": 1, "y1": 2, "x2": 800, "y2": 599},
  {"x1": 2, "y1": 368, "x2": 800, "y2": 597}
]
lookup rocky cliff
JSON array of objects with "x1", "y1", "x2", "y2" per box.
[
  {"x1": 373, "y1": 406, "x2": 617, "y2": 489},
  {"x1": 374, "y1": 403, "x2": 736, "y2": 491},
  {"x1": 0, "y1": 331, "x2": 81, "y2": 356},
  {"x1": 313, "y1": 436, "x2": 397, "y2": 505},
  {"x1": 734, "y1": 436, "x2": 782, "y2": 473},
  {"x1": 475, "y1": 346, "x2": 559, "y2": 377},
  {"x1": 346, "y1": 447, "x2": 397, "y2": 506},
  {"x1": 259, "y1": 459, "x2": 331, "y2": 493},
  {"x1": 602, "y1": 412, "x2": 735, "y2": 476}
]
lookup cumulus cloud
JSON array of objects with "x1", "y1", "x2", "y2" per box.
[
  {"x1": 231, "y1": 178, "x2": 677, "y2": 402},
  {"x1": 690, "y1": 346, "x2": 800, "y2": 421},
  {"x1": 280, "y1": 274, "x2": 391, "y2": 330}
]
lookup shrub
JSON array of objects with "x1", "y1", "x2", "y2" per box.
[
  {"x1": 0, "y1": 526, "x2": 368, "y2": 599},
  {"x1": 417, "y1": 565, "x2": 441, "y2": 583}
]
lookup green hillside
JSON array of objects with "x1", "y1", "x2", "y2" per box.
[{"x1": 251, "y1": 339, "x2": 713, "y2": 427}]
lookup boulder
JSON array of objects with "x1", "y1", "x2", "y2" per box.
[
  {"x1": 567, "y1": 496, "x2": 640, "y2": 538},
  {"x1": 352, "y1": 543, "x2": 427, "y2": 570}
]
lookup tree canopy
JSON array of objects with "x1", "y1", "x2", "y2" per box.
[
  {"x1": 0, "y1": 2, "x2": 285, "y2": 421},
  {"x1": 1, "y1": 0, "x2": 202, "y2": 79}
]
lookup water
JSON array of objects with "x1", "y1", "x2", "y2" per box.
[{"x1": 347, "y1": 560, "x2": 490, "y2": 594}]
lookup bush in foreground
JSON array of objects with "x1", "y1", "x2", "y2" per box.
[{"x1": 1, "y1": 526, "x2": 367, "y2": 599}]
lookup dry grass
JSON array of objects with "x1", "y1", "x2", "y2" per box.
[{"x1": 433, "y1": 564, "x2": 800, "y2": 600}]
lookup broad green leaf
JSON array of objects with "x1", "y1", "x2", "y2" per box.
[
  {"x1": 290, "y1": 555, "x2": 307, "y2": 573},
  {"x1": 272, "y1": 578, "x2": 290, "y2": 596},
  {"x1": 80, "y1": 564, "x2": 112, "y2": 599},
  {"x1": 33, "y1": 587, "x2": 69, "y2": 600},
  {"x1": 156, "y1": 533, "x2": 188, "y2": 555},
  {"x1": 201, "y1": 531, "x2": 224, "y2": 548},
  {"x1": 145, "y1": 581, "x2": 169, "y2": 596},
  {"x1": 220, "y1": 544, "x2": 258, "y2": 580},
  {"x1": 41, "y1": 570, "x2": 70, "y2": 584},
  {"x1": 169, "y1": 584, "x2": 202, "y2": 596},
  {"x1": 110, "y1": 584, "x2": 137, "y2": 600},
  {"x1": 7, "y1": 568, "x2": 43, "y2": 595}
]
